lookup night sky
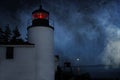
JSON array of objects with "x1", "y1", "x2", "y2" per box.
[{"x1": 0, "y1": 0, "x2": 120, "y2": 66}]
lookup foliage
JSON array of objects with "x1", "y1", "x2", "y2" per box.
[
  {"x1": 0, "y1": 25, "x2": 24, "y2": 44},
  {"x1": 13, "y1": 26, "x2": 20, "y2": 38},
  {"x1": 10, "y1": 26, "x2": 21, "y2": 43},
  {"x1": 0, "y1": 27, "x2": 4, "y2": 43},
  {"x1": 4, "y1": 25, "x2": 11, "y2": 43}
]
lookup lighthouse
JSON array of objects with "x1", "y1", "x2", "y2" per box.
[{"x1": 28, "y1": 5, "x2": 54, "y2": 80}]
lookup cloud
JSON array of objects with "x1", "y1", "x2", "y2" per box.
[{"x1": 102, "y1": 24, "x2": 120, "y2": 68}]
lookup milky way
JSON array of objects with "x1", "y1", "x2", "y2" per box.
[{"x1": 0, "y1": 0, "x2": 120, "y2": 66}]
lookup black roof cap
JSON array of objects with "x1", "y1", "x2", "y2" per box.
[{"x1": 32, "y1": 5, "x2": 49, "y2": 14}]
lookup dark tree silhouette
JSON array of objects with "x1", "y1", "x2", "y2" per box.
[
  {"x1": 11, "y1": 26, "x2": 24, "y2": 44},
  {"x1": 0, "y1": 27, "x2": 4, "y2": 43},
  {"x1": 4, "y1": 25, "x2": 11, "y2": 43},
  {"x1": 11, "y1": 26, "x2": 20, "y2": 42},
  {"x1": 13, "y1": 26, "x2": 20, "y2": 38}
]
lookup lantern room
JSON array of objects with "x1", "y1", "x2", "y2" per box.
[{"x1": 32, "y1": 6, "x2": 49, "y2": 26}]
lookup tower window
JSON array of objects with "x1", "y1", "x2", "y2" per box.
[{"x1": 6, "y1": 47, "x2": 14, "y2": 59}]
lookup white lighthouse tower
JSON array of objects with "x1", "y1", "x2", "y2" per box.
[{"x1": 28, "y1": 5, "x2": 54, "y2": 80}]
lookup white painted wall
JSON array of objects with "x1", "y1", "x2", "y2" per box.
[
  {"x1": 28, "y1": 26, "x2": 54, "y2": 80},
  {"x1": 0, "y1": 46, "x2": 36, "y2": 80}
]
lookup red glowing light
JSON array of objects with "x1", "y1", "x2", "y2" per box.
[{"x1": 32, "y1": 12, "x2": 48, "y2": 19}]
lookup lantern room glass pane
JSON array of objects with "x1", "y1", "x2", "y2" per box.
[{"x1": 32, "y1": 12, "x2": 48, "y2": 20}]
